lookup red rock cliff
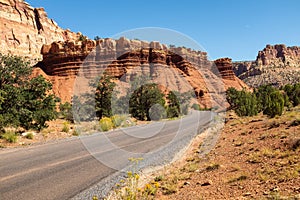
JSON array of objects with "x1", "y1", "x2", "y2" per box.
[{"x1": 0, "y1": 0, "x2": 78, "y2": 62}]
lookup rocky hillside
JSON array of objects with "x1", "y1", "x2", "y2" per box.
[
  {"x1": 234, "y1": 44, "x2": 300, "y2": 88},
  {"x1": 152, "y1": 107, "x2": 300, "y2": 199},
  {"x1": 0, "y1": 0, "x2": 78, "y2": 62}
]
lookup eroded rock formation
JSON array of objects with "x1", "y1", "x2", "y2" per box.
[
  {"x1": 0, "y1": 0, "x2": 78, "y2": 62},
  {"x1": 257, "y1": 44, "x2": 300, "y2": 67},
  {"x1": 233, "y1": 44, "x2": 300, "y2": 88},
  {"x1": 36, "y1": 38, "x2": 248, "y2": 109},
  {"x1": 36, "y1": 38, "x2": 212, "y2": 105},
  {"x1": 214, "y1": 58, "x2": 236, "y2": 80}
]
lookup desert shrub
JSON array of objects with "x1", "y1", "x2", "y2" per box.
[
  {"x1": 59, "y1": 102, "x2": 73, "y2": 122},
  {"x1": 99, "y1": 117, "x2": 113, "y2": 131},
  {"x1": 62, "y1": 122, "x2": 70, "y2": 133},
  {"x1": 111, "y1": 115, "x2": 127, "y2": 128},
  {"x1": 191, "y1": 103, "x2": 201, "y2": 111},
  {"x1": 1, "y1": 130, "x2": 17, "y2": 143},
  {"x1": 226, "y1": 88, "x2": 258, "y2": 116},
  {"x1": 283, "y1": 83, "x2": 300, "y2": 107},
  {"x1": 25, "y1": 132, "x2": 34, "y2": 139}
]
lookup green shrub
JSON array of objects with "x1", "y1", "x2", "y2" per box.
[
  {"x1": 1, "y1": 131, "x2": 17, "y2": 143},
  {"x1": 191, "y1": 103, "x2": 201, "y2": 111},
  {"x1": 72, "y1": 128, "x2": 81, "y2": 136},
  {"x1": 99, "y1": 117, "x2": 113, "y2": 131},
  {"x1": 263, "y1": 91, "x2": 285, "y2": 118},
  {"x1": 59, "y1": 102, "x2": 73, "y2": 122},
  {"x1": 227, "y1": 88, "x2": 258, "y2": 117}
]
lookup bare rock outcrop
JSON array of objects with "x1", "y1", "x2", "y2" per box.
[
  {"x1": 256, "y1": 44, "x2": 300, "y2": 67},
  {"x1": 0, "y1": 0, "x2": 78, "y2": 62},
  {"x1": 214, "y1": 58, "x2": 249, "y2": 91},
  {"x1": 233, "y1": 44, "x2": 300, "y2": 88}
]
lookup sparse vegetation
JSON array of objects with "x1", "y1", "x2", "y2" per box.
[
  {"x1": 99, "y1": 117, "x2": 114, "y2": 132},
  {"x1": 25, "y1": 132, "x2": 34, "y2": 139},
  {"x1": 1, "y1": 130, "x2": 17, "y2": 143},
  {"x1": 111, "y1": 157, "x2": 160, "y2": 200},
  {"x1": 62, "y1": 121, "x2": 70, "y2": 133},
  {"x1": 227, "y1": 174, "x2": 248, "y2": 183},
  {"x1": 205, "y1": 163, "x2": 220, "y2": 171},
  {"x1": 149, "y1": 106, "x2": 299, "y2": 199}
]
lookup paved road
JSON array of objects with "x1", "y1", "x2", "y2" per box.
[{"x1": 0, "y1": 111, "x2": 213, "y2": 200}]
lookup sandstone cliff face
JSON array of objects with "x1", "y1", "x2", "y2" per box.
[
  {"x1": 36, "y1": 38, "x2": 248, "y2": 109},
  {"x1": 36, "y1": 38, "x2": 213, "y2": 106},
  {"x1": 233, "y1": 44, "x2": 300, "y2": 88},
  {"x1": 0, "y1": 0, "x2": 78, "y2": 62}
]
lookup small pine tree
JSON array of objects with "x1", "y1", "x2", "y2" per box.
[
  {"x1": 166, "y1": 91, "x2": 180, "y2": 118},
  {"x1": 94, "y1": 75, "x2": 116, "y2": 119}
]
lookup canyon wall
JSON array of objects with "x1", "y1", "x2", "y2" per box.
[
  {"x1": 0, "y1": 0, "x2": 78, "y2": 62},
  {"x1": 37, "y1": 38, "x2": 247, "y2": 108},
  {"x1": 37, "y1": 38, "x2": 213, "y2": 107},
  {"x1": 0, "y1": 0, "x2": 248, "y2": 109}
]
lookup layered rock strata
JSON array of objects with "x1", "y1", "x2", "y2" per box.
[{"x1": 0, "y1": 0, "x2": 78, "y2": 62}]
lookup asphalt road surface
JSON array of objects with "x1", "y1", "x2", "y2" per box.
[{"x1": 0, "y1": 111, "x2": 213, "y2": 200}]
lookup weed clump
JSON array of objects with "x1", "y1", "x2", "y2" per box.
[{"x1": 1, "y1": 130, "x2": 17, "y2": 143}]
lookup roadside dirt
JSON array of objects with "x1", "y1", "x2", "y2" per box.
[{"x1": 150, "y1": 107, "x2": 300, "y2": 199}]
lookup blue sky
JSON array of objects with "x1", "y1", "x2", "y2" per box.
[{"x1": 26, "y1": 0, "x2": 300, "y2": 61}]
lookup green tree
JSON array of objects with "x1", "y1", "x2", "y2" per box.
[
  {"x1": 166, "y1": 91, "x2": 180, "y2": 118},
  {"x1": 0, "y1": 54, "x2": 58, "y2": 131},
  {"x1": 59, "y1": 102, "x2": 74, "y2": 122},
  {"x1": 263, "y1": 91, "x2": 285, "y2": 118},
  {"x1": 226, "y1": 87, "x2": 240, "y2": 110},
  {"x1": 283, "y1": 83, "x2": 300, "y2": 107},
  {"x1": 129, "y1": 83, "x2": 165, "y2": 121},
  {"x1": 254, "y1": 85, "x2": 277, "y2": 113},
  {"x1": 94, "y1": 75, "x2": 116, "y2": 119}
]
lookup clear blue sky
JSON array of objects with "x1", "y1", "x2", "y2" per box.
[{"x1": 26, "y1": 0, "x2": 300, "y2": 61}]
